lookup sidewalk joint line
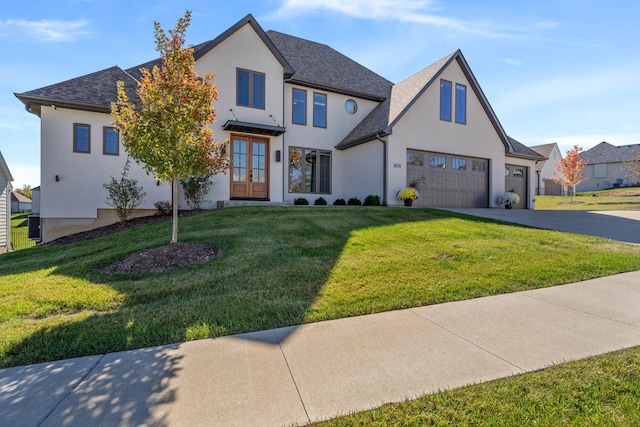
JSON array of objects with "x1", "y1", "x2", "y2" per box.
[
  {"x1": 409, "y1": 309, "x2": 526, "y2": 372},
  {"x1": 272, "y1": 329, "x2": 311, "y2": 424},
  {"x1": 37, "y1": 354, "x2": 105, "y2": 427},
  {"x1": 520, "y1": 293, "x2": 640, "y2": 329}
]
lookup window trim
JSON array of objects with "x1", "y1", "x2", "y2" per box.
[
  {"x1": 292, "y1": 88, "x2": 307, "y2": 125},
  {"x1": 288, "y1": 146, "x2": 332, "y2": 194},
  {"x1": 103, "y1": 126, "x2": 120, "y2": 156},
  {"x1": 455, "y1": 83, "x2": 467, "y2": 124},
  {"x1": 440, "y1": 80, "x2": 452, "y2": 122},
  {"x1": 236, "y1": 68, "x2": 266, "y2": 110},
  {"x1": 73, "y1": 123, "x2": 91, "y2": 153},
  {"x1": 313, "y1": 92, "x2": 327, "y2": 128}
]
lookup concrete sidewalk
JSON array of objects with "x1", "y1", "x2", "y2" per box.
[{"x1": 2, "y1": 271, "x2": 640, "y2": 427}]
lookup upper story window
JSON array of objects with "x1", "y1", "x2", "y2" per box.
[
  {"x1": 73, "y1": 123, "x2": 91, "y2": 153},
  {"x1": 103, "y1": 127, "x2": 119, "y2": 156},
  {"x1": 313, "y1": 92, "x2": 327, "y2": 128},
  {"x1": 455, "y1": 84, "x2": 467, "y2": 124},
  {"x1": 292, "y1": 88, "x2": 307, "y2": 125},
  {"x1": 440, "y1": 80, "x2": 452, "y2": 122},
  {"x1": 237, "y1": 68, "x2": 265, "y2": 109}
]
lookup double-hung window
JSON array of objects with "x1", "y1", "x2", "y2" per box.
[
  {"x1": 237, "y1": 68, "x2": 265, "y2": 109},
  {"x1": 440, "y1": 80, "x2": 452, "y2": 121},
  {"x1": 292, "y1": 88, "x2": 307, "y2": 125},
  {"x1": 103, "y1": 127, "x2": 119, "y2": 156},
  {"x1": 73, "y1": 123, "x2": 91, "y2": 153},
  {"x1": 288, "y1": 147, "x2": 331, "y2": 193},
  {"x1": 313, "y1": 93, "x2": 327, "y2": 128}
]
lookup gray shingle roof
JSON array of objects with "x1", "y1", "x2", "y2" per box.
[
  {"x1": 508, "y1": 137, "x2": 546, "y2": 161},
  {"x1": 579, "y1": 141, "x2": 640, "y2": 164},
  {"x1": 266, "y1": 30, "x2": 392, "y2": 101},
  {"x1": 529, "y1": 143, "x2": 558, "y2": 172},
  {"x1": 15, "y1": 14, "x2": 390, "y2": 115},
  {"x1": 15, "y1": 66, "x2": 140, "y2": 115}
]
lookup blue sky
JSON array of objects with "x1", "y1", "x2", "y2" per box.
[{"x1": 1, "y1": 0, "x2": 638, "y2": 189}]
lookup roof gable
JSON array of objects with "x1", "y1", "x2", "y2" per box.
[
  {"x1": 194, "y1": 14, "x2": 294, "y2": 77},
  {"x1": 530, "y1": 143, "x2": 560, "y2": 171},
  {"x1": 580, "y1": 141, "x2": 640, "y2": 164},
  {"x1": 337, "y1": 50, "x2": 514, "y2": 152},
  {"x1": 11, "y1": 191, "x2": 31, "y2": 203}
]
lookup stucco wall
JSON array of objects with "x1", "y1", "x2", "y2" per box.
[
  {"x1": 40, "y1": 107, "x2": 172, "y2": 221},
  {"x1": 195, "y1": 23, "x2": 286, "y2": 205},
  {"x1": 387, "y1": 60, "x2": 507, "y2": 207},
  {"x1": 282, "y1": 83, "x2": 380, "y2": 204}
]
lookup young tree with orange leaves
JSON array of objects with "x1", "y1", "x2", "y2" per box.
[
  {"x1": 112, "y1": 10, "x2": 228, "y2": 244},
  {"x1": 554, "y1": 145, "x2": 587, "y2": 203}
]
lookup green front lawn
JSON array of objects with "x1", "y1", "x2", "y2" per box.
[
  {"x1": 314, "y1": 345, "x2": 640, "y2": 426},
  {"x1": 1, "y1": 207, "x2": 640, "y2": 368},
  {"x1": 536, "y1": 187, "x2": 640, "y2": 210}
]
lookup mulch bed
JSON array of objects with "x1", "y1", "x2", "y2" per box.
[{"x1": 43, "y1": 211, "x2": 219, "y2": 275}]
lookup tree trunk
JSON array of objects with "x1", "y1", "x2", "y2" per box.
[{"x1": 171, "y1": 175, "x2": 179, "y2": 244}]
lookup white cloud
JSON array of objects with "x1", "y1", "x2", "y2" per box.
[
  {"x1": 272, "y1": 0, "x2": 554, "y2": 40},
  {"x1": 502, "y1": 57, "x2": 523, "y2": 67},
  {"x1": 0, "y1": 18, "x2": 91, "y2": 42}
]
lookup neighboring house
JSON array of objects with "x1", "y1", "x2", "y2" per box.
[
  {"x1": 11, "y1": 191, "x2": 32, "y2": 213},
  {"x1": 31, "y1": 186, "x2": 40, "y2": 214},
  {"x1": 0, "y1": 151, "x2": 13, "y2": 253},
  {"x1": 15, "y1": 14, "x2": 544, "y2": 242},
  {"x1": 577, "y1": 142, "x2": 640, "y2": 192},
  {"x1": 530, "y1": 143, "x2": 566, "y2": 196}
]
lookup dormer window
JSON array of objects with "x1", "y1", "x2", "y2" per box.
[{"x1": 237, "y1": 68, "x2": 265, "y2": 109}]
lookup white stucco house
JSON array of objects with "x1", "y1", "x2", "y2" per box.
[
  {"x1": 577, "y1": 142, "x2": 640, "y2": 192},
  {"x1": 530, "y1": 143, "x2": 566, "y2": 196},
  {"x1": 0, "y1": 151, "x2": 13, "y2": 253},
  {"x1": 15, "y1": 14, "x2": 544, "y2": 242}
]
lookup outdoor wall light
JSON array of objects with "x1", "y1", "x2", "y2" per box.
[
  {"x1": 275, "y1": 150, "x2": 281, "y2": 162},
  {"x1": 55, "y1": 175, "x2": 59, "y2": 182}
]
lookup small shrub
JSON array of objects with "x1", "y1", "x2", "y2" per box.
[
  {"x1": 181, "y1": 175, "x2": 213, "y2": 210},
  {"x1": 155, "y1": 200, "x2": 172, "y2": 215},
  {"x1": 294, "y1": 197, "x2": 309, "y2": 205},
  {"x1": 348, "y1": 197, "x2": 362, "y2": 206},
  {"x1": 103, "y1": 158, "x2": 146, "y2": 223},
  {"x1": 314, "y1": 197, "x2": 327, "y2": 205},
  {"x1": 333, "y1": 198, "x2": 347, "y2": 206},
  {"x1": 363, "y1": 194, "x2": 381, "y2": 206}
]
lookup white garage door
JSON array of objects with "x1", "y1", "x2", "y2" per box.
[{"x1": 407, "y1": 150, "x2": 489, "y2": 208}]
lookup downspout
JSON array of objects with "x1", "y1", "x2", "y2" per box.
[
  {"x1": 283, "y1": 78, "x2": 291, "y2": 204},
  {"x1": 375, "y1": 133, "x2": 388, "y2": 206}
]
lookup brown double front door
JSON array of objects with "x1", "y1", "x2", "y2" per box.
[{"x1": 230, "y1": 135, "x2": 269, "y2": 199}]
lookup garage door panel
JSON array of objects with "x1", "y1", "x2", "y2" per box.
[{"x1": 407, "y1": 150, "x2": 488, "y2": 208}]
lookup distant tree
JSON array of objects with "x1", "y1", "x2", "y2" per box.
[
  {"x1": 15, "y1": 184, "x2": 32, "y2": 200},
  {"x1": 111, "y1": 10, "x2": 228, "y2": 244},
  {"x1": 623, "y1": 150, "x2": 640, "y2": 186},
  {"x1": 554, "y1": 145, "x2": 587, "y2": 203}
]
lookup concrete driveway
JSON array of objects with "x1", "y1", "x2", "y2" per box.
[{"x1": 444, "y1": 209, "x2": 640, "y2": 244}]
